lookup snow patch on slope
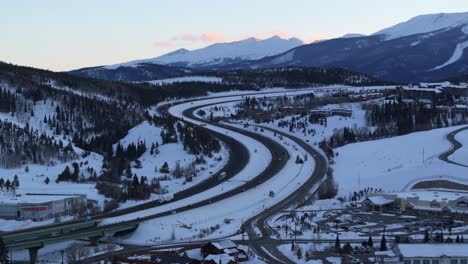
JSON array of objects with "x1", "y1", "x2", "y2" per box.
[
  {"x1": 430, "y1": 41, "x2": 468, "y2": 70},
  {"x1": 374, "y1": 12, "x2": 468, "y2": 40},
  {"x1": 105, "y1": 36, "x2": 303, "y2": 69},
  {"x1": 269, "y1": 50, "x2": 295, "y2": 65}
]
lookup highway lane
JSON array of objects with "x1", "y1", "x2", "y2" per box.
[
  {"x1": 243, "y1": 125, "x2": 328, "y2": 264},
  {"x1": 2, "y1": 87, "x2": 316, "y2": 239},
  {"x1": 7, "y1": 89, "x2": 332, "y2": 264},
  {"x1": 438, "y1": 125, "x2": 468, "y2": 167},
  {"x1": 5, "y1": 99, "x2": 292, "y2": 250}
]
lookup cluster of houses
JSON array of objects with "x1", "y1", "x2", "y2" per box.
[
  {"x1": 398, "y1": 82, "x2": 468, "y2": 99},
  {"x1": 363, "y1": 190, "x2": 468, "y2": 219}
]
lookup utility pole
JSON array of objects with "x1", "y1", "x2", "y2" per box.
[{"x1": 422, "y1": 147, "x2": 425, "y2": 163}]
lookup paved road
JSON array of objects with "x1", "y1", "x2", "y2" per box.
[
  {"x1": 438, "y1": 125, "x2": 468, "y2": 167},
  {"x1": 5, "y1": 94, "x2": 299, "y2": 254},
  {"x1": 3, "y1": 88, "x2": 316, "y2": 240},
  {"x1": 242, "y1": 125, "x2": 328, "y2": 264}
]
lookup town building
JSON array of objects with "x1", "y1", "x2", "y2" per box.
[
  {"x1": 363, "y1": 191, "x2": 468, "y2": 218},
  {"x1": 0, "y1": 193, "x2": 87, "y2": 221},
  {"x1": 201, "y1": 239, "x2": 248, "y2": 263},
  {"x1": 375, "y1": 244, "x2": 468, "y2": 264}
]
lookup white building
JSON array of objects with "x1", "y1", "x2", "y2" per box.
[
  {"x1": 0, "y1": 193, "x2": 86, "y2": 221},
  {"x1": 397, "y1": 244, "x2": 468, "y2": 264},
  {"x1": 364, "y1": 191, "x2": 468, "y2": 217}
]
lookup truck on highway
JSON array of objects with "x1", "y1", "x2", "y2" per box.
[{"x1": 218, "y1": 171, "x2": 227, "y2": 180}]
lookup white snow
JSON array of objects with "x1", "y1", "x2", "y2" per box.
[
  {"x1": 104, "y1": 90, "x2": 331, "y2": 244},
  {"x1": 147, "y1": 76, "x2": 223, "y2": 85},
  {"x1": 105, "y1": 36, "x2": 303, "y2": 69},
  {"x1": 269, "y1": 50, "x2": 295, "y2": 65},
  {"x1": 113, "y1": 121, "x2": 228, "y2": 209},
  {"x1": 332, "y1": 125, "x2": 468, "y2": 195},
  {"x1": 340, "y1": 33, "x2": 366, "y2": 39},
  {"x1": 398, "y1": 244, "x2": 468, "y2": 257},
  {"x1": 373, "y1": 12, "x2": 468, "y2": 40},
  {"x1": 430, "y1": 41, "x2": 468, "y2": 70},
  {"x1": 118, "y1": 123, "x2": 316, "y2": 244}
]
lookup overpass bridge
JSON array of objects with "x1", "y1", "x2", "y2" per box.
[{"x1": 3, "y1": 222, "x2": 137, "y2": 263}]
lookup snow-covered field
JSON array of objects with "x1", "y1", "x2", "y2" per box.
[
  {"x1": 333, "y1": 125, "x2": 468, "y2": 196},
  {"x1": 120, "y1": 123, "x2": 316, "y2": 244},
  {"x1": 114, "y1": 121, "x2": 228, "y2": 209}
]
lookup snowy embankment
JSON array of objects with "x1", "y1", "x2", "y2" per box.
[
  {"x1": 123, "y1": 122, "x2": 315, "y2": 244},
  {"x1": 112, "y1": 121, "x2": 228, "y2": 209},
  {"x1": 100, "y1": 96, "x2": 273, "y2": 224},
  {"x1": 448, "y1": 128, "x2": 468, "y2": 166},
  {"x1": 0, "y1": 99, "x2": 105, "y2": 206},
  {"x1": 333, "y1": 125, "x2": 468, "y2": 196}
]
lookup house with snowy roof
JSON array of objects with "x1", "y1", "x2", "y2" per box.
[
  {"x1": 364, "y1": 191, "x2": 468, "y2": 217},
  {"x1": 201, "y1": 239, "x2": 248, "y2": 262},
  {"x1": 396, "y1": 244, "x2": 468, "y2": 264}
]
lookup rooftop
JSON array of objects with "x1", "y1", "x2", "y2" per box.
[
  {"x1": 398, "y1": 244, "x2": 468, "y2": 257},
  {"x1": 0, "y1": 193, "x2": 82, "y2": 205}
]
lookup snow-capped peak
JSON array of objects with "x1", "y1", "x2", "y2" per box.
[
  {"x1": 373, "y1": 12, "x2": 468, "y2": 40},
  {"x1": 104, "y1": 36, "x2": 304, "y2": 69},
  {"x1": 340, "y1": 33, "x2": 366, "y2": 39}
]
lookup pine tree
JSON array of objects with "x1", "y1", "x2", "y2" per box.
[
  {"x1": 368, "y1": 234, "x2": 373, "y2": 248},
  {"x1": 44, "y1": 177, "x2": 50, "y2": 184},
  {"x1": 380, "y1": 233, "x2": 387, "y2": 251},
  {"x1": 335, "y1": 234, "x2": 341, "y2": 252},
  {"x1": 424, "y1": 230, "x2": 429, "y2": 243},
  {"x1": 0, "y1": 237, "x2": 8, "y2": 264}
]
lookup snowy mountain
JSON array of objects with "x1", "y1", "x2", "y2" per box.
[
  {"x1": 105, "y1": 35, "x2": 304, "y2": 68},
  {"x1": 70, "y1": 36, "x2": 304, "y2": 81},
  {"x1": 230, "y1": 12, "x2": 468, "y2": 82},
  {"x1": 340, "y1": 33, "x2": 366, "y2": 39},
  {"x1": 373, "y1": 12, "x2": 468, "y2": 40}
]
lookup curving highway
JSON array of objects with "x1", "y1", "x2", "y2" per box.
[{"x1": 438, "y1": 125, "x2": 468, "y2": 167}]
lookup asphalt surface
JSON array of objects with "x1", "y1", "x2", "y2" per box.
[
  {"x1": 438, "y1": 125, "x2": 468, "y2": 167},
  {"x1": 3, "y1": 88, "x2": 316, "y2": 239},
  {"x1": 243, "y1": 125, "x2": 328, "y2": 264},
  {"x1": 5, "y1": 96, "x2": 293, "y2": 252},
  {"x1": 7, "y1": 89, "x2": 330, "y2": 264}
]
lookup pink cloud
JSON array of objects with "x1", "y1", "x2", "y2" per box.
[
  {"x1": 304, "y1": 36, "x2": 323, "y2": 44},
  {"x1": 200, "y1": 32, "x2": 224, "y2": 42},
  {"x1": 153, "y1": 41, "x2": 173, "y2": 47}
]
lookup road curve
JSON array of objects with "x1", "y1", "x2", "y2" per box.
[
  {"x1": 439, "y1": 125, "x2": 468, "y2": 167},
  {"x1": 243, "y1": 125, "x2": 328, "y2": 264},
  {"x1": 5, "y1": 97, "x2": 293, "y2": 249}
]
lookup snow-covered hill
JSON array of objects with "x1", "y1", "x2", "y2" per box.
[
  {"x1": 373, "y1": 12, "x2": 468, "y2": 40},
  {"x1": 105, "y1": 36, "x2": 303, "y2": 69}
]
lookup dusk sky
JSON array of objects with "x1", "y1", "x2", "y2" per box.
[{"x1": 1, "y1": 0, "x2": 467, "y2": 71}]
